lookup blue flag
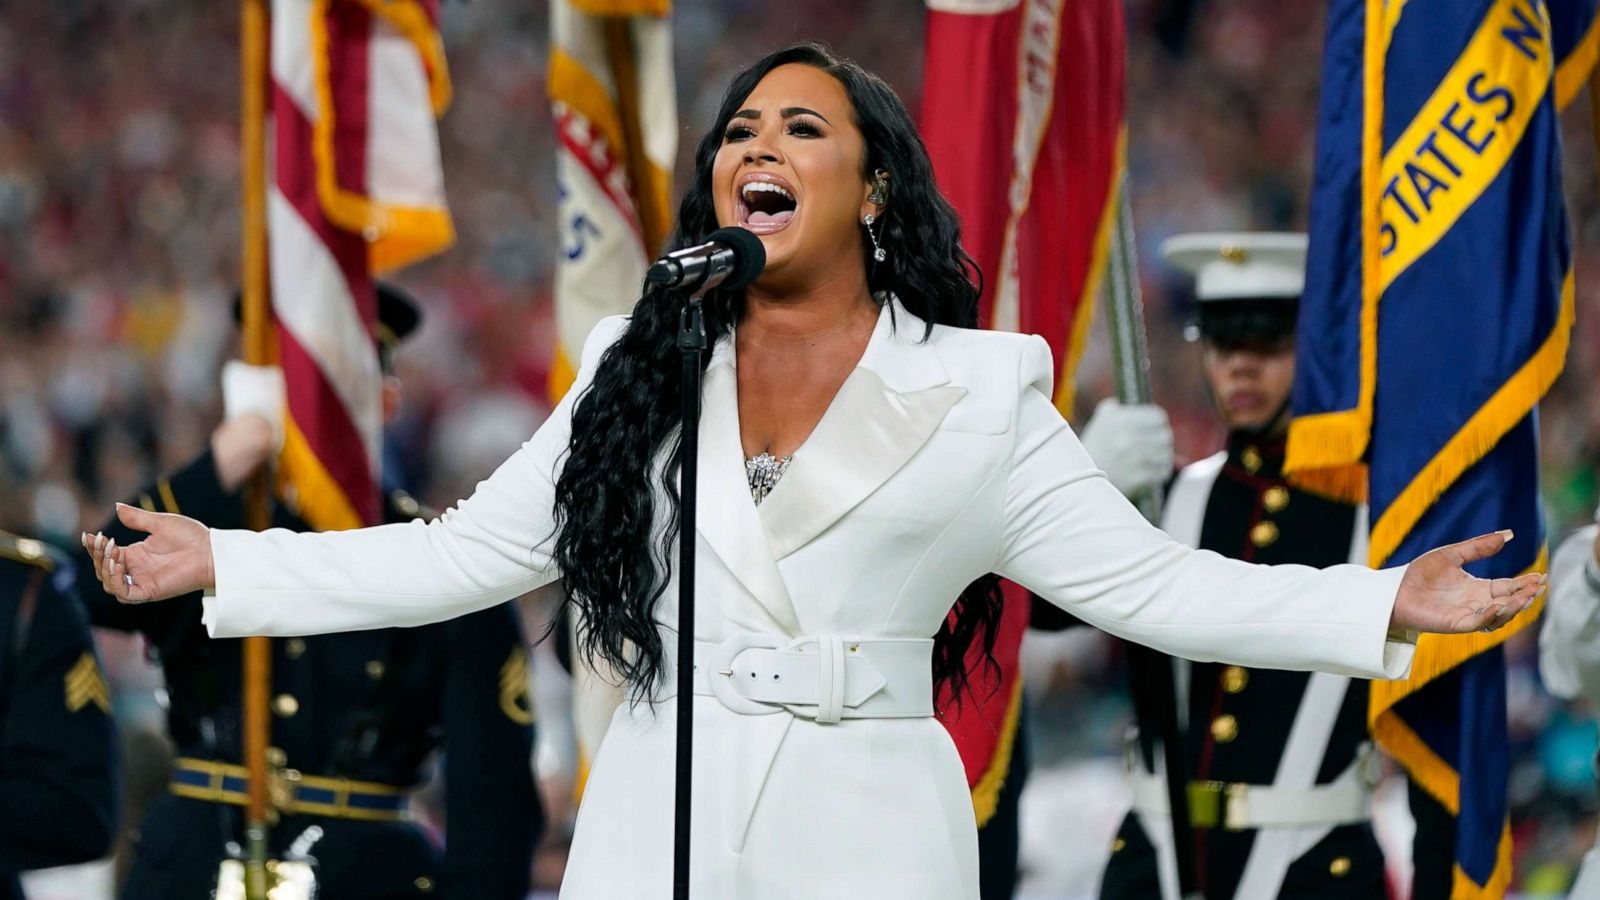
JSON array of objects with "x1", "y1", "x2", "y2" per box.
[{"x1": 1288, "y1": 0, "x2": 1596, "y2": 893}]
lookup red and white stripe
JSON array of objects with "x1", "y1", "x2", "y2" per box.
[{"x1": 269, "y1": 0, "x2": 451, "y2": 530}]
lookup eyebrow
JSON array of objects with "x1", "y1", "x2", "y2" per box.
[{"x1": 730, "y1": 106, "x2": 832, "y2": 125}]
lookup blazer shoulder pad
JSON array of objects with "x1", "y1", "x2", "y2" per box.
[{"x1": 581, "y1": 315, "x2": 632, "y2": 370}]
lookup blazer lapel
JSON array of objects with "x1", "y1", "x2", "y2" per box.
[
  {"x1": 696, "y1": 348, "x2": 801, "y2": 634},
  {"x1": 758, "y1": 302, "x2": 965, "y2": 561}
]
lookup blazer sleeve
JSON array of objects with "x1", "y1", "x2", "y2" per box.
[
  {"x1": 202, "y1": 316, "x2": 631, "y2": 638},
  {"x1": 994, "y1": 336, "x2": 1415, "y2": 680},
  {"x1": 1539, "y1": 524, "x2": 1600, "y2": 701}
]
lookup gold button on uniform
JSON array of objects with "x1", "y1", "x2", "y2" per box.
[
  {"x1": 1329, "y1": 856, "x2": 1352, "y2": 876},
  {"x1": 266, "y1": 746, "x2": 287, "y2": 767},
  {"x1": 285, "y1": 638, "x2": 306, "y2": 660},
  {"x1": 1111, "y1": 837, "x2": 1126, "y2": 853},
  {"x1": 1211, "y1": 714, "x2": 1238, "y2": 743},
  {"x1": 1263, "y1": 486, "x2": 1290, "y2": 513},
  {"x1": 415, "y1": 876, "x2": 434, "y2": 892},
  {"x1": 1250, "y1": 521, "x2": 1279, "y2": 548},
  {"x1": 366, "y1": 660, "x2": 386, "y2": 680},
  {"x1": 1241, "y1": 446, "x2": 1262, "y2": 473},
  {"x1": 273, "y1": 694, "x2": 300, "y2": 717},
  {"x1": 1222, "y1": 666, "x2": 1249, "y2": 694}
]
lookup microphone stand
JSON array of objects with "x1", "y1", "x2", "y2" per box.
[
  {"x1": 672, "y1": 285, "x2": 709, "y2": 900},
  {"x1": 648, "y1": 228, "x2": 761, "y2": 900}
]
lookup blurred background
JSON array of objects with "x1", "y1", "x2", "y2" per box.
[{"x1": 2, "y1": 0, "x2": 1598, "y2": 897}]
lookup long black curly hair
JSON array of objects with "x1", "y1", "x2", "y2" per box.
[{"x1": 552, "y1": 43, "x2": 1004, "y2": 703}]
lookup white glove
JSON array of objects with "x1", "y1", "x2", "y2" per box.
[
  {"x1": 1078, "y1": 397, "x2": 1174, "y2": 499},
  {"x1": 221, "y1": 360, "x2": 286, "y2": 453}
]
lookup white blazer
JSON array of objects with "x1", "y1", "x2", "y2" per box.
[{"x1": 203, "y1": 299, "x2": 1415, "y2": 899}]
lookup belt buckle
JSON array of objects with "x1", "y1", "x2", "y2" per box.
[
  {"x1": 708, "y1": 633, "x2": 785, "y2": 716},
  {"x1": 267, "y1": 767, "x2": 302, "y2": 820},
  {"x1": 1186, "y1": 781, "x2": 1224, "y2": 829}
]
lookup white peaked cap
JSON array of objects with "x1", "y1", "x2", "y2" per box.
[{"x1": 1159, "y1": 232, "x2": 1309, "y2": 302}]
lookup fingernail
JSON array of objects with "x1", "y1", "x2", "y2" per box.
[{"x1": 1498, "y1": 529, "x2": 1514, "y2": 543}]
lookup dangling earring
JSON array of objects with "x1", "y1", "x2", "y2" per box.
[
  {"x1": 867, "y1": 169, "x2": 890, "y2": 206},
  {"x1": 863, "y1": 213, "x2": 887, "y2": 262},
  {"x1": 865, "y1": 169, "x2": 890, "y2": 262}
]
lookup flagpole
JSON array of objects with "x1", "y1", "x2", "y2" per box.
[
  {"x1": 601, "y1": 15, "x2": 689, "y2": 896},
  {"x1": 240, "y1": 1, "x2": 274, "y2": 897},
  {"x1": 601, "y1": 18, "x2": 670, "y2": 253},
  {"x1": 1103, "y1": 174, "x2": 1203, "y2": 900},
  {"x1": 1589, "y1": 58, "x2": 1600, "y2": 165}
]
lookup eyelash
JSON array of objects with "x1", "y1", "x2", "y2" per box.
[{"x1": 723, "y1": 119, "x2": 824, "y2": 142}]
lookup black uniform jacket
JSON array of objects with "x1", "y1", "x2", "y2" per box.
[
  {"x1": 1099, "y1": 434, "x2": 1386, "y2": 900},
  {"x1": 0, "y1": 534, "x2": 118, "y2": 900},
  {"x1": 81, "y1": 451, "x2": 541, "y2": 900}
]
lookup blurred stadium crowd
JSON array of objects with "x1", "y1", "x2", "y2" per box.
[{"x1": 2, "y1": 0, "x2": 1599, "y2": 896}]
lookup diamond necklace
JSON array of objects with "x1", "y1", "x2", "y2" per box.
[{"x1": 745, "y1": 451, "x2": 792, "y2": 505}]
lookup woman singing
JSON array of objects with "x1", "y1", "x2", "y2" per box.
[{"x1": 86, "y1": 45, "x2": 1540, "y2": 899}]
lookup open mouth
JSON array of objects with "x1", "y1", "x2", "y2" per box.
[{"x1": 737, "y1": 175, "x2": 798, "y2": 234}]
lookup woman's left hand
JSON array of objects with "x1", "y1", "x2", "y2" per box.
[{"x1": 1391, "y1": 530, "x2": 1545, "y2": 634}]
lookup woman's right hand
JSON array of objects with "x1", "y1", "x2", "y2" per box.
[{"x1": 82, "y1": 503, "x2": 215, "y2": 603}]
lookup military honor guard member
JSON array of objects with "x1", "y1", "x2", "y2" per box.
[
  {"x1": 1099, "y1": 233, "x2": 1387, "y2": 900},
  {"x1": 0, "y1": 530, "x2": 118, "y2": 899},
  {"x1": 1540, "y1": 512, "x2": 1600, "y2": 897},
  {"x1": 79, "y1": 286, "x2": 543, "y2": 900}
]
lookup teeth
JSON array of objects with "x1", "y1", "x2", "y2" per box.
[{"x1": 741, "y1": 182, "x2": 794, "y2": 202}]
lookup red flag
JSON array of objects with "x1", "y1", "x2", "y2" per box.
[{"x1": 921, "y1": 0, "x2": 1126, "y2": 822}]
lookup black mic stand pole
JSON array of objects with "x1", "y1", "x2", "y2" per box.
[{"x1": 672, "y1": 284, "x2": 709, "y2": 900}]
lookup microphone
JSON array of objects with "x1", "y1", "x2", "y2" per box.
[{"x1": 646, "y1": 227, "x2": 766, "y2": 293}]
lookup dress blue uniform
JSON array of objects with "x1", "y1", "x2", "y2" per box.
[
  {"x1": 1098, "y1": 435, "x2": 1384, "y2": 900},
  {"x1": 0, "y1": 531, "x2": 118, "y2": 899},
  {"x1": 1097, "y1": 233, "x2": 1387, "y2": 900},
  {"x1": 81, "y1": 450, "x2": 542, "y2": 900}
]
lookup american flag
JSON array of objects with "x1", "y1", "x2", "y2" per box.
[{"x1": 269, "y1": 0, "x2": 454, "y2": 530}]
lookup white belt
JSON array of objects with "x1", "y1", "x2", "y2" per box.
[
  {"x1": 659, "y1": 631, "x2": 934, "y2": 723},
  {"x1": 1130, "y1": 744, "x2": 1380, "y2": 831}
]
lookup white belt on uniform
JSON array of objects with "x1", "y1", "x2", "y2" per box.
[
  {"x1": 1130, "y1": 743, "x2": 1381, "y2": 831},
  {"x1": 658, "y1": 630, "x2": 934, "y2": 723}
]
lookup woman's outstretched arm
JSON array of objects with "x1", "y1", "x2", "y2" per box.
[
  {"x1": 85, "y1": 317, "x2": 631, "y2": 638},
  {"x1": 995, "y1": 337, "x2": 1542, "y2": 679}
]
